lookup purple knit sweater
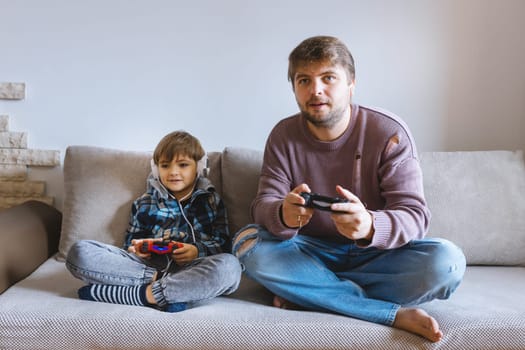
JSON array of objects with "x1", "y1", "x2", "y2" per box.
[{"x1": 251, "y1": 104, "x2": 430, "y2": 250}]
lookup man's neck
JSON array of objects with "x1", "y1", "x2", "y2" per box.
[{"x1": 306, "y1": 105, "x2": 352, "y2": 142}]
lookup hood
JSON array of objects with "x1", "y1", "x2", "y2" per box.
[{"x1": 146, "y1": 172, "x2": 215, "y2": 201}]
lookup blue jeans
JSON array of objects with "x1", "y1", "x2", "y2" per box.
[
  {"x1": 66, "y1": 240, "x2": 242, "y2": 305},
  {"x1": 233, "y1": 225, "x2": 466, "y2": 326}
]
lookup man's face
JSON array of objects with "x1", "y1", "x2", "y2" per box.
[{"x1": 293, "y1": 61, "x2": 354, "y2": 129}]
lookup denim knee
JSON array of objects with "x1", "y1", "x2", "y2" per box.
[
  {"x1": 159, "y1": 253, "x2": 243, "y2": 303},
  {"x1": 419, "y1": 238, "x2": 466, "y2": 300},
  {"x1": 214, "y1": 253, "x2": 243, "y2": 294},
  {"x1": 232, "y1": 224, "x2": 264, "y2": 260},
  {"x1": 65, "y1": 240, "x2": 94, "y2": 272}
]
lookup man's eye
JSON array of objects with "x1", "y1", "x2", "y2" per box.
[
  {"x1": 324, "y1": 75, "x2": 336, "y2": 82},
  {"x1": 297, "y1": 78, "x2": 309, "y2": 85}
]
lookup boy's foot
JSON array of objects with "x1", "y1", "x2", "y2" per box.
[
  {"x1": 393, "y1": 307, "x2": 443, "y2": 342},
  {"x1": 165, "y1": 302, "x2": 187, "y2": 313},
  {"x1": 78, "y1": 284, "x2": 149, "y2": 307}
]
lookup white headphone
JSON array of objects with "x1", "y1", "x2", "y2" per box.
[
  {"x1": 150, "y1": 154, "x2": 209, "y2": 179},
  {"x1": 197, "y1": 154, "x2": 209, "y2": 177}
]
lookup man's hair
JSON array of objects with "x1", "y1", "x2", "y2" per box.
[
  {"x1": 288, "y1": 36, "x2": 355, "y2": 87},
  {"x1": 153, "y1": 130, "x2": 205, "y2": 164}
]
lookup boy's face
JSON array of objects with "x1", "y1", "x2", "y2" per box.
[{"x1": 157, "y1": 154, "x2": 198, "y2": 201}]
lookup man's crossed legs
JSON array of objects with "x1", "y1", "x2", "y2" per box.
[{"x1": 233, "y1": 225, "x2": 465, "y2": 342}]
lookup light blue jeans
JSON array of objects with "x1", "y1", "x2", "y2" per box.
[
  {"x1": 233, "y1": 225, "x2": 466, "y2": 326},
  {"x1": 66, "y1": 240, "x2": 242, "y2": 306}
]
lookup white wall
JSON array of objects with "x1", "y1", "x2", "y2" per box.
[{"x1": 1, "y1": 0, "x2": 524, "y2": 210}]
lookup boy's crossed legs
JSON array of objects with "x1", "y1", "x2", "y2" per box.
[{"x1": 66, "y1": 240, "x2": 241, "y2": 312}]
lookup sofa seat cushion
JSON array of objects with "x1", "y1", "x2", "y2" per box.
[{"x1": 1, "y1": 260, "x2": 524, "y2": 350}]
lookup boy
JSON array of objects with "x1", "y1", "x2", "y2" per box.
[{"x1": 66, "y1": 131, "x2": 241, "y2": 312}]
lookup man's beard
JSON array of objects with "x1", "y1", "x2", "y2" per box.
[{"x1": 301, "y1": 104, "x2": 348, "y2": 129}]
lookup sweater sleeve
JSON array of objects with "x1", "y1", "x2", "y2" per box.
[
  {"x1": 251, "y1": 128, "x2": 298, "y2": 240},
  {"x1": 364, "y1": 136, "x2": 431, "y2": 250}
]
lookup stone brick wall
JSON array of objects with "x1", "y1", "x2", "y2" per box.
[{"x1": 0, "y1": 82, "x2": 60, "y2": 209}]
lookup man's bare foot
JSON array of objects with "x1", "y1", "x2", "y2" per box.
[
  {"x1": 273, "y1": 295, "x2": 301, "y2": 310},
  {"x1": 393, "y1": 307, "x2": 443, "y2": 342}
]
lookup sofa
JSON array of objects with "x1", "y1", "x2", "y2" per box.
[{"x1": 1, "y1": 145, "x2": 525, "y2": 350}]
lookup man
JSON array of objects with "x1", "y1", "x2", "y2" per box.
[{"x1": 232, "y1": 36, "x2": 466, "y2": 342}]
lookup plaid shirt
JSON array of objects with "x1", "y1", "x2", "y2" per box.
[{"x1": 123, "y1": 174, "x2": 230, "y2": 257}]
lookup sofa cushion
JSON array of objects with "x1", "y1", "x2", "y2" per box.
[
  {"x1": 220, "y1": 147, "x2": 263, "y2": 234},
  {"x1": 58, "y1": 145, "x2": 224, "y2": 260},
  {"x1": 59, "y1": 146, "x2": 525, "y2": 266},
  {"x1": 58, "y1": 146, "x2": 152, "y2": 260},
  {"x1": 2, "y1": 258, "x2": 525, "y2": 349},
  {"x1": 220, "y1": 148, "x2": 525, "y2": 265},
  {"x1": 421, "y1": 150, "x2": 525, "y2": 266}
]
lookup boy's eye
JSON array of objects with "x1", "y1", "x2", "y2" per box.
[{"x1": 324, "y1": 75, "x2": 336, "y2": 82}]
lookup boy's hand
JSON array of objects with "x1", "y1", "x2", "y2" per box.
[
  {"x1": 129, "y1": 238, "x2": 162, "y2": 259},
  {"x1": 172, "y1": 243, "x2": 198, "y2": 265}
]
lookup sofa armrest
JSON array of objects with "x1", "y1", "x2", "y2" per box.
[{"x1": 0, "y1": 201, "x2": 62, "y2": 294}]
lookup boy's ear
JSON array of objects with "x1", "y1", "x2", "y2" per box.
[
  {"x1": 150, "y1": 159, "x2": 159, "y2": 179},
  {"x1": 197, "y1": 153, "x2": 209, "y2": 177}
]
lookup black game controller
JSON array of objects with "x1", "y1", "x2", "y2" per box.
[{"x1": 299, "y1": 192, "x2": 349, "y2": 212}]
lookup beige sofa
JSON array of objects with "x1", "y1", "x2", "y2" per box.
[{"x1": 1, "y1": 145, "x2": 525, "y2": 349}]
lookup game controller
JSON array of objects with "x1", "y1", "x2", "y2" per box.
[
  {"x1": 136, "y1": 239, "x2": 184, "y2": 255},
  {"x1": 299, "y1": 192, "x2": 349, "y2": 212}
]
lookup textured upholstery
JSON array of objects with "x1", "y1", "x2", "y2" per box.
[
  {"x1": 220, "y1": 146, "x2": 263, "y2": 234},
  {"x1": 58, "y1": 146, "x2": 152, "y2": 259},
  {"x1": 421, "y1": 150, "x2": 525, "y2": 265},
  {"x1": 1, "y1": 259, "x2": 524, "y2": 349},
  {"x1": 1, "y1": 145, "x2": 525, "y2": 349}
]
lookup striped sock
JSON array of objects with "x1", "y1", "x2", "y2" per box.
[{"x1": 78, "y1": 284, "x2": 149, "y2": 306}]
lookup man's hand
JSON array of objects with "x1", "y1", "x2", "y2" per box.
[
  {"x1": 330, "y1": 185, "x2": 374, "y2": 242},
  {"x1": 281, "y1": 184, "x2": 314, "y2": 229},
  {"x1": 172, "y1": 243, "x2": 198, "y2": 265}
]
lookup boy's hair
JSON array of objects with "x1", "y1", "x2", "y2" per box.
[
  {"x1": 153, "y1": 130, "x2": 205, "y2": 164},
  {"x1": 287, "y1": 35, "x2": 355, "y2": 87}
]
